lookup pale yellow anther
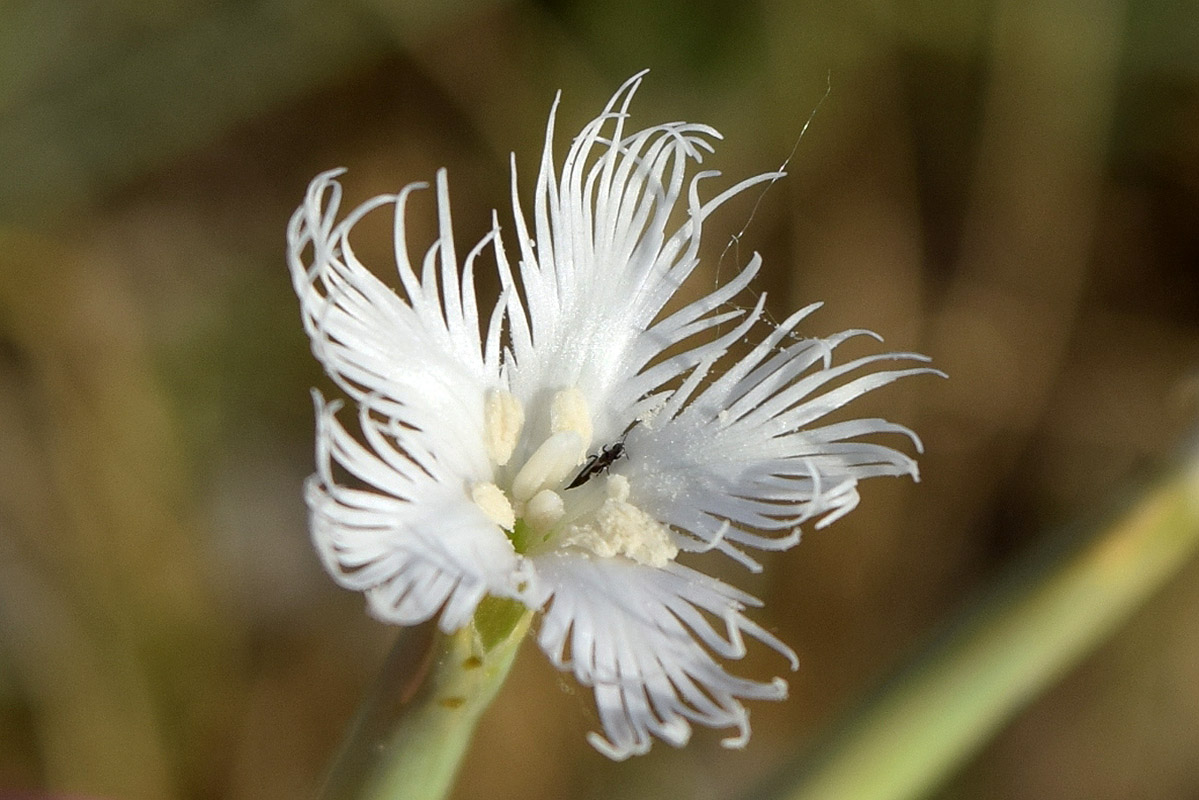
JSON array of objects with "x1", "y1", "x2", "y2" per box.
[
  {"x1": 550, "y1": 387, "x2": 592, "y2": 454},
  {"x1": 484, "y1": 389, "x2": 524, "y2": 466},
  {"x1": 525, "y1": 489, "x2": 566, "y2": 532},
  {"x1": 511, "y1": 431, "x2": 584, "y2": 502},
  {"x1": 471, "y1": 481, "x2": 515, "y2": 530}
]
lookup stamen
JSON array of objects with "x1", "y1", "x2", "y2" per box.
[
  {"x1": 471, "y1": 481, "x2": 515, "y2": 530},
  {"x1": 525, "y1": 489, "x2": 566, "y2": 532},
  {"x1": 550, "y1": 387, "x2": 592, "y2": 451},
  {"x1": 483, "y1": 389, "x2": 524, "y2": 466},
  {"x1": 512, "y1": 431, "x2": 584, "y2": 501}
]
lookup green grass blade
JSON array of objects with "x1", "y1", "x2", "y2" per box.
[{"x1": 753, "y1": 448, "x2": 1199, "y2": 800}]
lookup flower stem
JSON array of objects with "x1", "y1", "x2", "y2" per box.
[
  {"x1": 318, "y1": 600, "x2": 532, "y2": 800},
  {"x1": 753, "y1": 446, "x2": 1199, "y2": 800}
]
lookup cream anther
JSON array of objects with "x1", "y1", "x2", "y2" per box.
[
  {"x1": 471, "y1": 481, "x2": 515, "y2": 530},
  {"x1": 525, "y1": 489, "x2": 566, "y2": 532},
  {"x1": 550, "y1": 387, "x2": 592, "y2": 453},
  {"x1": 511, "y1": 431, "x2": 584, "y2": 502},
  {"x1": 483, "y1": 389, "x2": 524, "y2": 466}
]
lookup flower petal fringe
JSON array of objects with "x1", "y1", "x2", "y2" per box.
[{"x1": 287, "y1": 71, "x2": 941, "y2": 759}]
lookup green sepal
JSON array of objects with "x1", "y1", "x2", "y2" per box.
[{"x1": 473, "y1": 596, "x2": 530, "y2": 652}]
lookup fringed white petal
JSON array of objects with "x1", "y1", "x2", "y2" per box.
[
  {"x1": 527, "y1": 552, "x2": 796, "y2": 760},
  {"x1": 625, "y1": 308, "x2": 944, "y2": 570},
  {"x1": 287, "y1": 169, "x2": 506, "y2": 480},
  {"x1": 503, "y1": 72, "x2": 781, "y2": 445},
  {"x1": 308, "y1": 393, "x2": 522, "y2": 632},
  {"x1": 289, "y1": 74, "x2": 940, "y2": 761}
]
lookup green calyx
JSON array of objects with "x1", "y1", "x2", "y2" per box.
[
  {"x1": 472, "y1": 596, "x2": 530, "y2": 652},
  {"x1": 505, "y1": 518, "x2": 533, "y2": 554}
]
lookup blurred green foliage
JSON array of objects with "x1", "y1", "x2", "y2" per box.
[{"x1": 1, "y1": 1, "x2": 1198, "y2": 799}]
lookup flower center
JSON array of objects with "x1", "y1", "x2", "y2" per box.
[{"x1": 472, "y1": 387, "x2": 678, "y2": 567}]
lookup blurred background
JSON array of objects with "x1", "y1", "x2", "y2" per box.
[{"x1": 2, "y1": 0, "x2": 1198, "y2": 798}]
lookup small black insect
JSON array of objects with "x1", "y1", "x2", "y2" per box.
[{"x1": 565, "y1": 440, "x2": 627, "y2": 489}]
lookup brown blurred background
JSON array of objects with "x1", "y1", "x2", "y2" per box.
[{"x1": 2, "y1": 1, "x2": 1198, "y2": 798}]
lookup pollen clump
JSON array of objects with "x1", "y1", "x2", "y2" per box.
[{"x1": 559, "y1": 474, "x2": 678, "y2": 568}]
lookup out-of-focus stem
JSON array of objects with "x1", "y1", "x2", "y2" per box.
[
  {"x1": 754, "y1": 448, "x2": 1199, "y2": 800},
  {"x1": 318, "y1": 600, "x2": 532, "y2": 800}
]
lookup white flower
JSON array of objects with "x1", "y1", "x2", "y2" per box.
[{"x1": 287, "y1": 72, "x2": 938, "y2": 760}]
